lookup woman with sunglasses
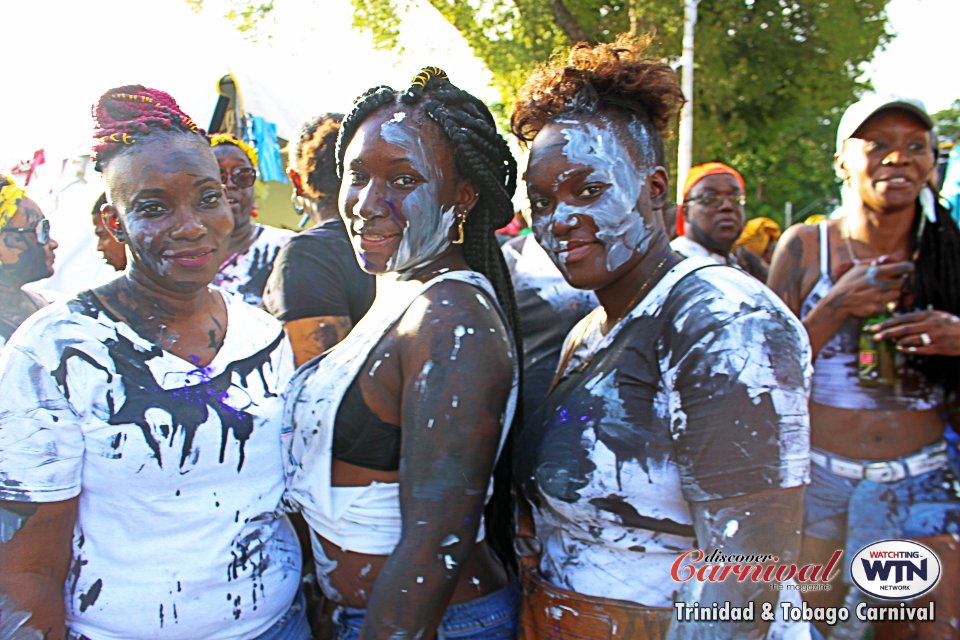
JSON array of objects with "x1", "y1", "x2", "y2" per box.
[
  {"x1": 210, "y1": 134, "x2": 293, "y2": 307},
  {"x1": 0, "y1": 174, "x2": 57, "y2": 351}
]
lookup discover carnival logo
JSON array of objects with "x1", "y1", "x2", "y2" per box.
[{"x1": 850, "y1": 539, "x2": 942, "y2": 600}]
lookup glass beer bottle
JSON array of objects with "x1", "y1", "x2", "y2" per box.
[{"x1": 859, "y1": 312, "x2": 896, "y2": 387}]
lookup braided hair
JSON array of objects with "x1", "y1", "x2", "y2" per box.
[
  {"x1": 908, "y1": 199, "x2": 960, "y2": 395},
  {"x1": 291, "y1": 113, "x2": 343, "y2": 203},
  {"x1": 92, "y1": 85, "x2": 206, "y2": 172},
  {"x1": 337, "y1": 68, "x2": 521, "y2": 571},
  {"x1": 336, "y1": 67, "x2": 520, "y2": 340}
]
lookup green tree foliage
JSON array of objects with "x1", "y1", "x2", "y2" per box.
[
  {"x1": 351, "y1": 0, "x2": 892, "y2": 223},
  {"x1": 186, "y1": 0, "x2": 275, "y2": 38},
  {"x1": 933, "y1": 100, "x2": 960, "y2": 145}
]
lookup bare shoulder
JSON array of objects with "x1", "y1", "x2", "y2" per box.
[
  {"x1": 397, "y1": 276, "x2": 509, "y2": 339},
  {"x1": 768, "y1": 223, "x2": 822, "y2": 312}
]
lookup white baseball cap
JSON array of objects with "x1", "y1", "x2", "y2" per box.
[{"x1": 835, "y1": 95, "x2": 934, "y2": 155}]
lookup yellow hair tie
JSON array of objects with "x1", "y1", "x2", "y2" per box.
[
  {"x1": 410, "y1": 66, "x2": 448, "y2": 88},
  {"x1": 100, "y1": 133, "x2": 136, "y2": 146},
  {"x1": 0, "y1": 174, "x2": 26, "y2": 231},
  {"x1": 210, "y1": 134, "x2": 258, "y2": 168}
]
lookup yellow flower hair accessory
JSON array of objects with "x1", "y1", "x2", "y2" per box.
[
  {"x1": 210, "y1": 133, "x2": 258, "y2": 169},
  {"x1": 0, "y1": 174, "x2": 26, "y2": 231}
]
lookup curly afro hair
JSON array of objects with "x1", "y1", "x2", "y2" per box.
[{"x1": 510, "y1": 35, "x2": 684, "y2": 164}]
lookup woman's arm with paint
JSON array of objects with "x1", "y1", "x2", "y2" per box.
[
  {"x1": 669, "y1": 488, "x2": 804, "y2": 640},
  {"x1": 663, "y1": 274, "x2": 810, "y2": 639},
  {"x1": 358, "y1": 282, "x2": 514, "y2": 639},
  {"x1": 0, "y1": 498, "x2": 77, "y2": 640}
]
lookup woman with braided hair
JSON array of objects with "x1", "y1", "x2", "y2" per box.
[
  {"x1": 510, "y1": 36, "x2": 812, "y2": 639},
  {"x1": 209, "y1": 134, "x2": 294, "y2": 307},
  {"x1": 0, "y1": 85, "x2": 308, "y2": 640},
  {"x1": 768, "y1": 96, "x2": 960, "y2": 639},
  {"x1": 284, "y1": 67, "x2": 521, "y2": 639}
]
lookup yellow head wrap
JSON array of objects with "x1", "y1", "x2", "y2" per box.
[
  {"x1": 0, "y1": 174, "x2": 26, "y2": 231},
  {"x1": 209, "y1": 133, "x2": 259, "y2": 169},
  {"x1": 735, "y1": 216, "x2": 782, "y2": 256}
]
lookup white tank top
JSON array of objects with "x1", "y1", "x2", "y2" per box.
[{"x1": 282, "y1": 270, "x2": 518, "y2": 555}]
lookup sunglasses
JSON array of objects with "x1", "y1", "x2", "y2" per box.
[
  {"x1": 220, "y1": 167, "x2": 257, "y2": 189},
  {"x1": 685, "y1": 194, "x2": 746, "y2": 209},
  {"x1": 3, "y1": 218, "x2": 51, "y2": 244}
]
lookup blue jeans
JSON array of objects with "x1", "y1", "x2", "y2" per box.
[
  {"x1": 332, "y1": 581, "x2": 519, "y2": 640},
  {"x1": 253, "y1": 586, "x2": 311, "y2": 640}
]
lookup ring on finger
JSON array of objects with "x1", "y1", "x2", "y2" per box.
[
  {"x1": 919, "y1": 332, "x2": 932, "y2": 346},
  {"x1": 865, "y1": 265, "x2": 881, "y2": 288}
]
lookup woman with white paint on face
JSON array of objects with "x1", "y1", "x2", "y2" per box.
[
  {"x1": 768, "y1": 96, "x2": 960, "y2": 640},
  {"x1": 510, "y1": 36, "x2": 813, "y2": 639},
  {"x1": 0, "y1": 86, "x2": 307, "y2": 640},
  {"x1": 283, "y1": 67, "x2": 521, "y2": 640}
]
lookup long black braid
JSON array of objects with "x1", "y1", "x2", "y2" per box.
[
  {"x1": 336, "y1": 68, "x2": 523, "y2": 571},
  {"x1": 907, "y1": 199, "x2": 960, "y2": 396}
]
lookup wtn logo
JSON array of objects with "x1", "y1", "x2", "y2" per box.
[
  {"x1": 851, "y1": 540, "x2": 941, "y2": 600},
  {"x1": 860, "y1": 558, "x2": 927, "y2": 583}
]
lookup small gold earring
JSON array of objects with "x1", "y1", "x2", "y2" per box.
[{"x1": 452, "y1": 211, "x2": 465, "y2": 245}]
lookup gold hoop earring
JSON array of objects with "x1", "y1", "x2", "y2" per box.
[{"x1": 452, "y1": 211, "x2": 465, "y2": 245}]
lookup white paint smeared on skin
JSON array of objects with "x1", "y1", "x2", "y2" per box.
[
  {"x1": 451, "y1": 396, "x2": 459, "y2": 408},
  {"x1": 414, "y1": 360, "x2": 433, "y2": 394},
  {"x1": 378, "y1": 118, "x2": 456, "y2": 273},
  {"x1": 450, "y1": 325, "x2": 466, "y2": 360},
  {"x1": 443, "y1": 554, "x2": 457, "y2": 570},
  {"x1": 470, "y1": 576, "x2": 481, "y2": 588},
  {"x1": 440, "y1": 534, "x2": 460, "y2": 547},
  {"x1": 369, "y1": 359, "x2": 382, "y2": 376},
  {"x1": 722, "y1": 519, "x2": 739, "y2": 538},
  {"x1": 359, "y1": 562, "x2": 373, "y2": 577},
  {"x1": 532, "y1": 117, "x2": 656, "y2": 275},
  {"x1": 426, "y1": 418, "x2": 435, "y2": 429}
]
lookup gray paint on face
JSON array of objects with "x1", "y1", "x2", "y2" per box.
[
  {"x1": 533, "y1": 117, "x2": 655, "y2": 276},
  {"x1": 379, "y1": 117, "x2": 456, "y2": 274}
]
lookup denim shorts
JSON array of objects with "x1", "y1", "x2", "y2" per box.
[
  {"x1": 332, "y1": 580, "x2": 519, "y2": 640},
  {"x1": 804, "y1": 444, "x2": 960, "y2": 582}
]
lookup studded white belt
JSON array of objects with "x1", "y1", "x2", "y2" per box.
[{"x1": 810, "y1": 442, "x2": 950, "y2": 483}]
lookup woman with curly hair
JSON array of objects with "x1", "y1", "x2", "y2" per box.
[
  {"x1": 283, "y1": 67, "x2": 521, "y2": 639},
  {"x1": 263, "y1": 114, "x2": 375, "y2": 366},
  {"x1": 510, "y1": 36, "x2": 812, "y2": 639}
]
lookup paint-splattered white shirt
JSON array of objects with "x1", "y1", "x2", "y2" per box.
[
  {"x1": 0, "y1": 291, "x2": 300, "y2": 640},
  {"x1": 214, "y1": 224, "x2": 294, "y2": 307},
  {"x1": 518, "y1": 258, "x2": 811, "y2": 606}
]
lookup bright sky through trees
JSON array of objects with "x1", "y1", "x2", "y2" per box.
[{"x1": 0, "y1": 0, "x2": 954, "y2": 166}]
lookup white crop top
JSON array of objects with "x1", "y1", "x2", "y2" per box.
[{"x1": 283, "y1": 270, "x2": 518, "y2": 555}]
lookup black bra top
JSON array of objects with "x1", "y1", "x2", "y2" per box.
[{"x1": 332, "y1": 375, "x2": 401, "y2": 471}]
